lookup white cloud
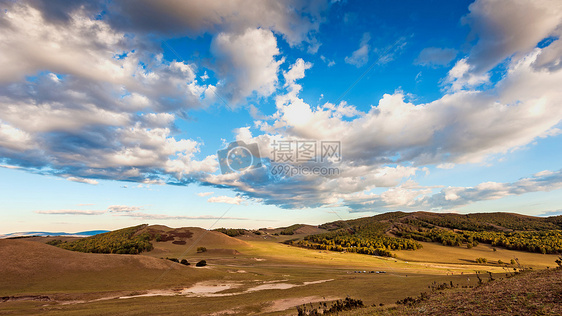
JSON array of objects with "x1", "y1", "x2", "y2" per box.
[
  {"x1": 204, "y1": 41, "x2": 562, "y2": 210},
  {"x1": 65, "y1": 177, "x2": 99, "y2": 185},
  {"x1": 35, "y1": 209, "x2": 106, "y2": 215},
  {"x1": 283, "y1": 58, "x2": 313, "y2": 87},
  {"x1": 444, "y1": 58, "x2": 489, "y2": 91},
  {"x1": 207, "y1": 196, "x2": 244, "y2": 205},
  {"x1": 211, "y1": 28, "x2": 284, "y2": 104},
  {"x1": 197, "y1": 192, "x2": 214, "y2": 197},
  {"x1": 463, "y1": 0, "x2": 562, "y2": 73},
  {"x1": 105, "y1": 0, "x2": 327, "y2": 45},
  {"x1": 114, "y1": 212, "x2": 248, "y2": 220},
  {"x1": 107, "y1": 205, "x2": 142, "y2": 213},
  {"x1": 345, "y1": 32, "x2": 370, "y2": 67},
  {"x1": 436, "y1": 163, "x2": 456, "y2": 170}
]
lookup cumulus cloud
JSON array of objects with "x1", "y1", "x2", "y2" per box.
[
  {"x1": 3, "y1": 0, "x2": 562, "y2": 214},
  {"x1": 211, "y1": 28, "x2": 284, "y2": 104},
  {"x1": 341, "y1": 169, "x2": 562, "y2": 212},
  {"x1": 463, "y1": 0, "x2": 562, "y2": 73},
  {"x1": 423, "y1": 169, "x2": 562, "y2": 210},
  {"x1": 202, "y1": 40, "x2": 562, "y2": 210},
  {"x1": 444, "y1": 58, "x2": 490, "y2": 91},
  {"x1": 415, "y1": 47, "x2": 457, "y2": 67},
  {"x1": 0, "y1": 2, "x2": 219, "y2": 183},
  {"x1": 345, "y1": 32, "x2": 370, "y2": 67},
  {"x1": 18, "y1": 0, "x2": 328, "y2": 45},
  {"x1": 107, "y1": 0, "x2": 327, "y2": 46}
]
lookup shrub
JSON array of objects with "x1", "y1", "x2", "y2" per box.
[
  {"x1": 46, "y1": 239, "x2": 63, "y2": 246},
  {"x1": 476, "y1": 257, "x2": 488, "y2": 264},
  {"x1": 213, "y1": 228, "x2": 246, "y2": 237},
  {"x1": 197, "y1": 246, "x2": 207, "y2": 253},
  {"x1": 280, "y1": 224, "x2": 304, "y2": 235},
  {"x1": 180, "y1": 259, "x2": 190, "y2": 266},
  {"x1": 196, "y1": 260, "x2": 207, "y2": 267}
]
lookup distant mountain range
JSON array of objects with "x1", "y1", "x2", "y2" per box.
[{"x1": 0, "y1": 230, "x2": 109, "y2": 239}]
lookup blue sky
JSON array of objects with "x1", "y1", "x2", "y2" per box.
[{"x1": 1, "y1": 0, "x2": 562, "y2": 234}]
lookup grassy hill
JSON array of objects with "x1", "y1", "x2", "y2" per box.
[
  {"x1": 0, "y1": 239, "x2": 222, "y2": 295},
  {"x1": 289, "y1": 211, "x2": 562, "y2": 257},
  {"x1": 137, "y1": 225, "x2": 250, "y2": 258},
  {"x1": 320, "y1": 211, "x2": 562, "y2": 232},
  {"x1": 338, "y1": 267, "x2": 562, "y2": 316},
  {"x1": 47, "y1": 224, "x2": 153, "y2": 254},
  {"x1": 43, "y1": 224, "x2": 250, "y2": 258}
]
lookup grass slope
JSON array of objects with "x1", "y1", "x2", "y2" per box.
[
  {"x1": 343, "y1": 267, "x2": 562, "y2": 315},
  {"x1": 0, "y1": 239, "x2": 221, "y2": 295}
]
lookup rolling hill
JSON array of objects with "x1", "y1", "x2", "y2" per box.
[
  {"x1": 137, "y1": 225, "x2": 251, "y2": 257},
  {"x1": 285, "y1": 211, "x2": 562, "y2": 257},
  {"x1": 0, "y1": 239, "x2": 222, "y2": 295}
]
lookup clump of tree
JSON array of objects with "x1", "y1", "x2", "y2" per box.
[
  {"x1": 291, "y1": 223, "x2": 421, "y2": 257},
  {"x1": 195, "y1": 260, "x2": 207, "y2": 267},
  {"x1": 180, "y1": 259, "x2": 190, "y2": 266},
  {"x1": 197, "y1": 246, "x2": 207, "y2": 253},
  {"x1": 213, "y1": 228, "x2": 247, "y2": 237},
  {"x1": 54, "y1": 225, "x2": 153, "y2": 254},
  {"x1": 396, "y1": 228, "x2": 562, "y2": 255},
  {"x1": 476, "y1": 257, "x2": 488, "y2": 264},
  {"x1": 280, "y1": 224, "x2": 305, "y2": 235},
  {"x1": 46, "y1": 239, "x2": 63, "y2": 246}
]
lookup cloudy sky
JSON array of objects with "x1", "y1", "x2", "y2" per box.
[{"x1": 1, "y1": 0, "x2": 562, "y2": 233}]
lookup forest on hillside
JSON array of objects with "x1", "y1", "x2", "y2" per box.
[
  {"x1": 47, "y1": 224, "x2": 153, "y2": 254},
  {"x1": 291, "y1": 212, "x2": 562, "y2": 256}
]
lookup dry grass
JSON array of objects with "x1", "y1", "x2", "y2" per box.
[
  {"x1": 342, "y1": 268, "x2": 562, "y2": 316},
  {"x1": 394, "y1": 241, "x2": 560, "y2": 269},
  {"x1": 0, "y1": 239, "x2": 222, "y2": 296},
  {"x1": 2, "y1": 230, "x2": 560, "y2": 315}
]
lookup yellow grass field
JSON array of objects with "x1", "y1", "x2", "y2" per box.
[{"x1": 2, "y1": 230, "x2": 559, "y2": 315}]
